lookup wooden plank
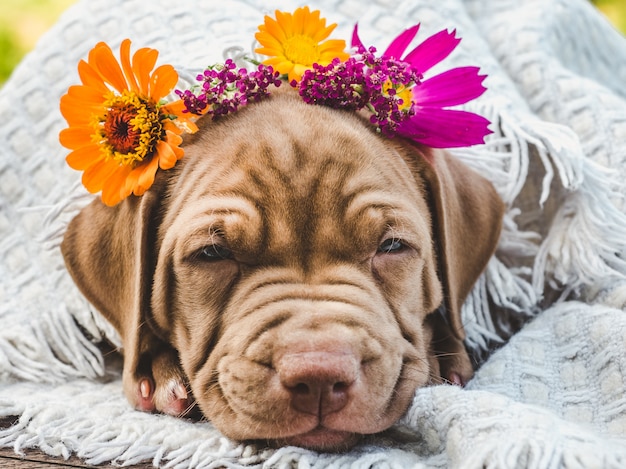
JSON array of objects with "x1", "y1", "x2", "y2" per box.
[
  {"x1": 0, "y1": 447, "x2": 153, "y2": 468},
  {"x1": 0, "y1": 447, "x2": 94, "y2": 468}
]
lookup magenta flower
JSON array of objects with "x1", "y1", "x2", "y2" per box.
[{"x1": 352, "y1": 24, "x2": 492, "y2": 148}]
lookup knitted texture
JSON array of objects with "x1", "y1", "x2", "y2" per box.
[{"x1": 0, "y1": 0, "x2": 625, "y2": 467}]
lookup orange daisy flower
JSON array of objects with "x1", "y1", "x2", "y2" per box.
[
  {"x1": 255, "y1": 7, "x2": 349, "y2": 83},
  {"x1": 59, "y1": 39, "x2": 194, "y2": 206}
]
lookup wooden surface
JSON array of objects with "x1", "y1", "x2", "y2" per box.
[{"x1": 0, "y1": 447, "x2": 153, "y2": 468}]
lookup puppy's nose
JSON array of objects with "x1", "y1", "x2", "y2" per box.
[{"x1": 277, "y1": 351, "x2": 359, "y2": 416}]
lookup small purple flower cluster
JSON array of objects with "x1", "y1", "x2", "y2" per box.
[
  {"x1": 176, "y1": 51, "x2": 424, "y2": 136},
  {"x1": 298, "y1": 48, "x2": 422, "y2": 135},
  {"x1": 176, "y1": 59, "x2": 282, "y2": 117}
]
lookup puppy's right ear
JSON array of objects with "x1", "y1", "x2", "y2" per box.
[
  {"x1": 400, "y1": 144, "x2": 504, "y2": 338},
  {"x1": 61, "y1": 185, "x2": 165, "y2": 404}
]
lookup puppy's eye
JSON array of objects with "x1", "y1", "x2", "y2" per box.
[
  {"x1": 200, "y1": 244, "x2": 233, "y2": 261},
  {"x1": 378, "y1": 238, "x2": 405, "y2": 254}
]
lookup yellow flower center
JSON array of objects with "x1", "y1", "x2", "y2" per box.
[
  {"x1": 383, "y1": 80, "x2": 414, "y2": 112},
  {"x1": 94, "y1": 91, "x2": 164, "y2": 167},
  {"x1": 283, "y1": 35, "x2": 320, "y2": 66}
]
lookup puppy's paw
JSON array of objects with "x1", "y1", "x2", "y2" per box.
[
  {"x1": 126, "y1": 348, "x2": 196, "y2": 417},
  {"x1": 151, "y1": 350, "x2": 195, "y2": 417}
]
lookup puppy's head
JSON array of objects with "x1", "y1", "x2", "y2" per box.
[{"x1": 62, "y1": 88, "x2": 503, "y2": 450}]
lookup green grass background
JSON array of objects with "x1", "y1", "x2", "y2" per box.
[{"x1": 0, "y1": 0, "x2": 625, "y2": 86}]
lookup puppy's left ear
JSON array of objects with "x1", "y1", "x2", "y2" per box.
[
  {"x1": 406, "y1": 145, "x2": 505, "y2": 340},
  {"x1": 61, "y1": 179, "x2": 169, "y2": 409}
]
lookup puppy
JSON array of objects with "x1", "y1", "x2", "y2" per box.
[{"x1": 62, "y1": 87, "x2": 504, "y2": 451}]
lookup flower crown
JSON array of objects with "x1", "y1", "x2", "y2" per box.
[{"x1": 59, "y1": 7, "x2": 491, "y2": 206}]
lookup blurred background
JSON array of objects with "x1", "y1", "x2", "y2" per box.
[{"x1": 0, "y1": 0, "x2": 625, "y2": 86}]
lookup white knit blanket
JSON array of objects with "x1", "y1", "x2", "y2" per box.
[{"x1": 1, "y1": 0, "x2": 626, "y2": 467}]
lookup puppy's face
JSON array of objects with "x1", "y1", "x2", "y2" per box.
[
  {"x1": 62, "y1": 89, "x2": 503, "y2": 451},
  {"x1": 154, "y1": 91, "x2": 442, "y2": 449}
]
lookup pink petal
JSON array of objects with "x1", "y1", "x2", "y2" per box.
[
  {"x1": 397, "y1": 107, "x2": 492, "y2": 148},
  {"x1": 383, "y1": 24, "x2": 420, "y2": 60},
  {"x1": 413, "y1": 67, "x2": 487, "y2": 107},
  {"x1": 351, "y1": 23, "x2": 365, "y2": 51},
  {"x1": 404, "y1": 29, "x2": 461, "y2": 74}
]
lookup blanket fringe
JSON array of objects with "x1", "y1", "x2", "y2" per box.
[
  {"x1": 0, "y1": 386, "x2": 245, "y2": 468},
  {"x1": 0, "y1": 306, "x2": 105, "y2": 383},
  {"x1": 532, "y1": 165, "x2": 626, "y2": 296},
  {"x1": 456, "y1": 104, "x2": 626, "y2": 354},
  {"x1": 0, "y1": 183, "x2": 115, "y2": 384}
]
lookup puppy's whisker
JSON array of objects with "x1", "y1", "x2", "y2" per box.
[
  {"x1": 431, "y1": 351, "x2": 463, "y2": 359},
  {"x1": 175, "y1": 393, "x2": 199, "y2": 418}
]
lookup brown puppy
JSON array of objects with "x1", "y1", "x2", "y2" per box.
[{"x1": 62, "y1": 87, "x2": 504, "y2": 451}]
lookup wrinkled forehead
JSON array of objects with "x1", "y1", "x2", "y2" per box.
[
  {"x1": 160, "y1": 93, "x2": 431, "y2": 255},
  {"x1": 173, "y1": 92, "x2": 417, "y2": 203}
]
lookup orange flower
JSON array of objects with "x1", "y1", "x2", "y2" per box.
[
  {"x1": 255, "y1": 7, "x2": 349, "y2": 83},
  {"x1": 59, "y1": 39, "x2": 194, "y2": 206}
]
